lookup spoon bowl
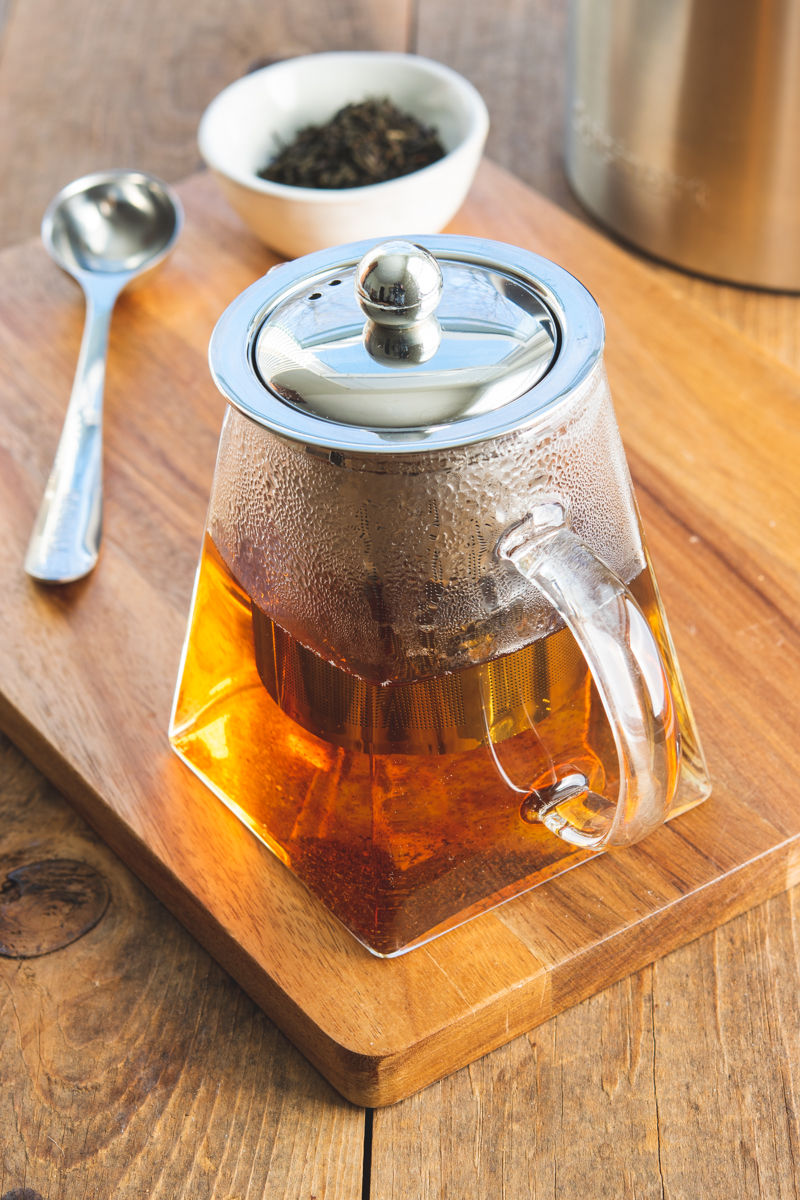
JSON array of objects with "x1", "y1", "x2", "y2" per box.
[
  {"x1": 26, "y1": 170, "x2": 183, "y2": 584},
  {"x1": 43, "y1": 171, "x2": 181, "y2": 278}
]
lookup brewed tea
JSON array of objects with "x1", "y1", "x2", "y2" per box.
[{"x1": 170, "y1": 532, "x2": 707, "y2": 955}]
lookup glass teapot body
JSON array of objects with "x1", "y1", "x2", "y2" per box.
[{"x1": 170, "y1": 236, "x2": 710, "y2": 956}]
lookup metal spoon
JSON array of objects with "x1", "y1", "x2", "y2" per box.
[{"x1": 25, "y1": 169, "x2": 183, "y2": 583}]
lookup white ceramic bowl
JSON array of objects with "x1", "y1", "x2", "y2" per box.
[{"x1": 198, "y1": 52, "x2": 489, "y2": 259}]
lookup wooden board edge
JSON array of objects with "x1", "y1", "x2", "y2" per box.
[
  {"x1": 0, "y1": 694, "x2": 368, "y2": 1105},
  {"x1": 360, "y1": 834, "x2": 800, "y2": 1104},
  {"x1": 4, "y1": 683, "x2": 799, "y2": 1107}
]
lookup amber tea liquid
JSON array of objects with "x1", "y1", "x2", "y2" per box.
[{"x1": 170, "y1": 533, "x2": 707, "y2": 955}]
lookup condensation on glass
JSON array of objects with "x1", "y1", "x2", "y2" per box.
[{"x1": 170, "y1": 235, "x2": 711, "y2": 957}]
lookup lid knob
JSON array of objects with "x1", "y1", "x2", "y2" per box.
[
  {"x1": 356, "y1": 240, "x2": 443, "y2": 367},
  {"x1": 356, "y1": 240, "x2": 443, "y2": 328}
]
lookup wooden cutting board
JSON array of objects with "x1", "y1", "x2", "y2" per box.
[{"x1": 2, "y1": 160, "x2": 800, "y2": 1108}]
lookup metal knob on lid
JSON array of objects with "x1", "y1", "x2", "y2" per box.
[
  {"x1": 356, "y1": 239, "x2": 443, "y2": 366},
  {"x1": 356, "y1": 240, "x2": 443, "y2": 326}
]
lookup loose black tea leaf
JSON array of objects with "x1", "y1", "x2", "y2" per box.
[{"x1": 258, "y1": 98, "x2": 445, "y2": 189}]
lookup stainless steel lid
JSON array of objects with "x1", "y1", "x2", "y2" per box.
[{"x1": 209, "y1": 234, "x2": 605, "y2": 454}]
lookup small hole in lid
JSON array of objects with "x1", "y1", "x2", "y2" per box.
[
  {"x1": 309, "y1": 292, "x2": 322, "y2": 300},
  {"x1": 328, "y1": 279, "x2": 342, "y2": 286}
]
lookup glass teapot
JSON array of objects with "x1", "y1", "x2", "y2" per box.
[{"x1": 170, "y1": 235, "x2": 710, "y2": 957}]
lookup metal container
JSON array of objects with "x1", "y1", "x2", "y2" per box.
[{"x1": 566, "y1": 0, "x2": 800, "y2": 289}]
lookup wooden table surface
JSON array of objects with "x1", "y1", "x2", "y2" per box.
[{"x1": 1, "y1": 2, "x2": 800, "y2": 1197}]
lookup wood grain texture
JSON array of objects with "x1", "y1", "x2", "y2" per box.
[
  {"x1": 0, "y1": 731, "x2": 364, "y2": 1200},
  {"x1": 2, "y1": 159, "x2": 800, "y2": 1106},
  {"x1": 650, "y1": 259, "x2": 800, "y2": 376},
  {"x1": 0, "y1": 0, "x2": 411, "y2": 250},
  {"x1": 371, "y1": 892, "x2": 800, "y2": 1199},
  {"x1": 415, "y1": 0, "x2": 583, "y2": 218},
  {"x1": 0, "y1": 858, "x2": 109, "y2": 957}
]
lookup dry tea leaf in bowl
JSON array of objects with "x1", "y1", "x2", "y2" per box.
[{"x1": 258, "y1": 97, "x2": 445, "y2": 189}]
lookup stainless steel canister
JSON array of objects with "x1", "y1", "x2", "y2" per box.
[{"x1": 566, "y1": 0, "x2": 800, "y2": 289}]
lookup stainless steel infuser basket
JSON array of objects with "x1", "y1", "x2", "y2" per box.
[{"x1": 198, "y1": 235, "x2": 709, "y2": 851}]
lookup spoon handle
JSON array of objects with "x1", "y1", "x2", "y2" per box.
[{"x1": 25, "y1": 289, "x2": 116, "y2": 583}]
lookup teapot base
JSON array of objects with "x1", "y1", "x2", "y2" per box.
[{"x1": 169, "y1": 533, "x2": 710, "y2": 956}]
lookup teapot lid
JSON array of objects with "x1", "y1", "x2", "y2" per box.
[{"x1": 209, "y1": 234, "x2": 605, "y2": 454}]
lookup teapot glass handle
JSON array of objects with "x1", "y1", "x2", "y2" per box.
[{"x1": 496, "y1": 503, "x2": 679, "y2": 850}]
